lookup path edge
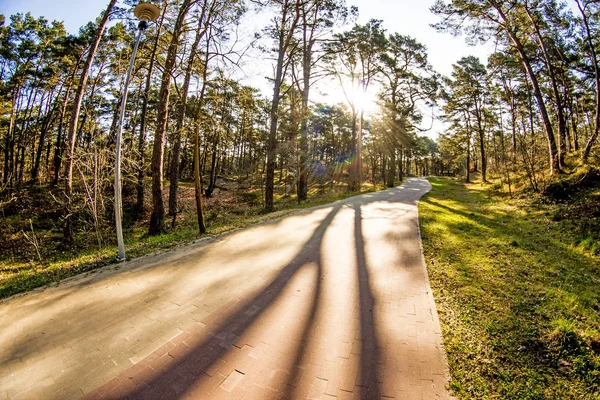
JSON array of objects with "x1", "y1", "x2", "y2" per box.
[{"x1": 415, "y1": 178, "x2": 456, "y2": 400}]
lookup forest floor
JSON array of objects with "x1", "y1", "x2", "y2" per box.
[
  {"x1": 419, "y1": 176, "x2": 600, "y2": 399},
  {"x1": 0, "y1": 177, "x2": 387, "y2": 300}
]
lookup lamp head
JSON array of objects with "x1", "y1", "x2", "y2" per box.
[{"x1": 134, "y1": 3, "x2": 160, "y2": 22}]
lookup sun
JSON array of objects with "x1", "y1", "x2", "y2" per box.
[
  {"x1": 348, "y1": 83, "x2": 379, "y2": 115},
  {"x1": 318, "y1": 77, "x2": 379, "y2": 115}
]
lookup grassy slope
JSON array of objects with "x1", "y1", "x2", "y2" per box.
[
  {"x1": 0, "y1": 181, "x2": 387, "y2": 299},
  {"x1": 420, "y1": 177, "x2": 600, "y2": 399}
]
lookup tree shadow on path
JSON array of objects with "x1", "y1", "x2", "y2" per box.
[
  {"x1": 116, "y1": 205, "x2": 342, "y2": 399},
  {"x1": 91, "y1": 181, "x2": 424, "y2": 399},
  {"x1": 353, "y1": 202, "x2": 381, "y2": 399},
  {"x1": 278, "y1": 202, "x2": 382, "y2": 399}
]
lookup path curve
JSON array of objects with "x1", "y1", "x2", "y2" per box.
[{"x1": 0, "y1": 178, "x2": 451, "y2": 399}]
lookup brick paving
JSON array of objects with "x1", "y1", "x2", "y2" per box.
[{"x1": 0, "y1": 178, "x2": 451, "y2": 399}]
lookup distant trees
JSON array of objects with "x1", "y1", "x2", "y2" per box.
[
  {"x1": 326, "y1": 19, "x2": 387, "y2": 191},
  {"x1": 432, "y1": 0, "x2": 600, "y2": 182},
  {"x1": 3, "y1": 0, "x2": 599, "y2": 263},
  {"x1": 377, "y1": 33, "x2": 439, "y2": 186},
  {"x1": 0, "y1": 14, "x2": 75, "y2": 189},
  {"x1": 443, "y1": 56, "x2": 490, "y2": 182}
]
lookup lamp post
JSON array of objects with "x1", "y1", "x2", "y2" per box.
[{"x1": 115, "y1": 3, "x2": 160, "y2": 261}]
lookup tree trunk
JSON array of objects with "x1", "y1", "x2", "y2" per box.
[
  {"x1": 386, "y1": 150, "x2": 395, "y2": 188},
  {"x1": 348, "y1": 105, "x2": 358, "y2": 190},
  {"x1": 63, "y1": 0, "x2": 117, "y2": 243},
  {"x1": 297, "y1": 3, "x2": 318, "y2": 202},
  {"x1": 168, "y1": 9, "x2": 205, "y2": 217},
  {"x1": 398, "y1": 146, "x2": 403, "y2": 182},
  {"x1": 52, "y1": 86, "x2": 71, "y2": 185},
  {"x1": 206, "y1": 135, "x2": 219, "y2": 197},
  {"x1": 465, "y1": 113, "x2": 471, "y2": 183},
  {"x1": 149, "y1": 0, "x2": 192, "y2": 235},
  {"x1": 192, "y1": 18, "x2": 219, "y2": 234},
  {"x1": 576, "y1": 0, "x2": 600, "y2": 162},
  {"x1": 265, "y1": 0, "x2": 300, "y2": 211},
  {"x1": 136, "y1": 3, "x2": 167, "y2": 213},
  {"x1": 31, "y1": 96, "x2": 57, "y2": 182},
  {"x1": 3, "y1": 92, "x2": 17, "y2": 186},
  {"x1": 525, "y1": 5, "x2": 567, "y2": 167},
  {"x1": 570, "y1": 96, "x2": 579, "y2": 152},
  {"x1": 474, "y1": 99, "x2": 487, "y2": 182},
  {"x1": 495, "y1": 5, "x2": 560, "y2": 175},
  {"x1": 355, "y1": 109, "x2": 364, "y2": 189}
]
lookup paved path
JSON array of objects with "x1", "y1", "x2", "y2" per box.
[{"x1": 0, "y1": 178, "x2": 451, "y2": 400}]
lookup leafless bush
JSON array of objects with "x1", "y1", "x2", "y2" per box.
[{"x1": 22, "y1": 219, "x2": 41, "y2": 262}]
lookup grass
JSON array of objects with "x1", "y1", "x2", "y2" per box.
[
  {"x1": 0, "y1": 179, "x2": 387, "y2": 300},
  {"x1": 419, "y1": 177, "x2": 600, "y2": 399}
]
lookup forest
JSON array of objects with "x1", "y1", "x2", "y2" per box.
[{"x1": 1, "y1": 0, "x2": 599, "y2": 292}]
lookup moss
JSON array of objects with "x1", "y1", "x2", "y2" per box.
[{"x1": 544, "y1": 166, "x2": 600, "y2": 201}]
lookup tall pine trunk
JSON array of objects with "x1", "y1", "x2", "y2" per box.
[
  {"x1": 136, "y1": 2, "x2": 167, "y2": 213},
  {"x1": 525, "y1": 6, "x2": 567, "y2": 167},
  {"x1": 63, "y1": 0, "x2": 117, "y2": 243},
  {"x1": 495, "y1": 5, "x2": 560, "y2": 175},
  {"x1": 297, "y1": 2, "x2": 318, "y2": 202},
  {"x1": 168, "y1": 9, "x2": 206, "y2": 217},
  {"x1": 149, "y1": 0, "x2": 192, "y2": 235},
  {"x1": 265, "y1": 0, "x2": 300, "y2": 211},
  {"x1": 577, "y1": 0, "x2": 600, "y2": 162}
]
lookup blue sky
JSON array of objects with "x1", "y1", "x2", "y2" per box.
[
  {"x1": 1, "y1": 0, "x2": 496, "y2": 137},
  {"x1": 0, "y1": 0, "x2": 108, "y2": 33},
  {"x1": 0, "y1": 0, "x2": 493, "y2": 76}
]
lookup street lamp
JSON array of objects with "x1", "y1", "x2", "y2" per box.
[{"x1": 114, "y1": 3, "x2": 160, "y2": 261}]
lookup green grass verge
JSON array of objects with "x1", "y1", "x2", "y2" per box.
[
  {"x1": 419, "y1": 177, "x2": 600, "y2": 399},
  {"x1": 0, "y1": 181, "x2": 387, "y2": 300}
]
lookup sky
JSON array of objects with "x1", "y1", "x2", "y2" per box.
[{"x1": 0, "y1": 0, "x2": 496, "y2": 138}]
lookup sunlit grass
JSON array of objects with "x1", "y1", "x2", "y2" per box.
[{"x1": 420, "y1": 177, "x2": 600, "y2": 399}]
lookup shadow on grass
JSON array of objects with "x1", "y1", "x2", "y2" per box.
[{"x1": 420, "y1": 177, "x2": 600, "y2": 398}]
